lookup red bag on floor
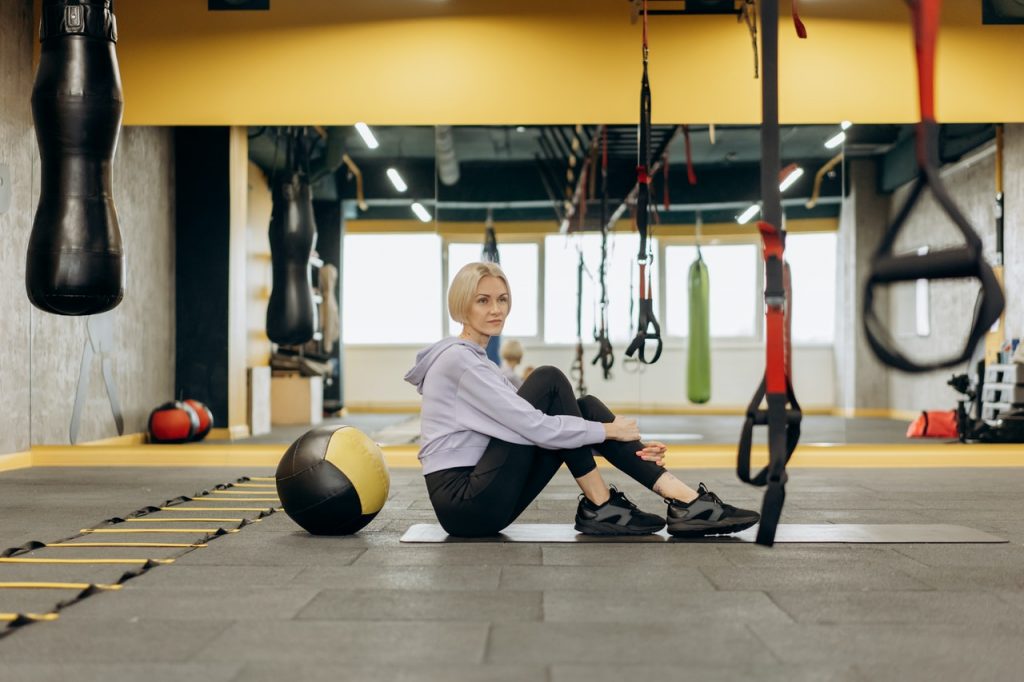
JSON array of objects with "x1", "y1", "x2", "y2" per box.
[{"x1": 906, "y1": 410, "x2": 958, "y2": 438}]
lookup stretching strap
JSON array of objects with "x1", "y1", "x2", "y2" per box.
[
  {"x1": 625, "y1": 0, "x2": 663, "y2": 365},
  {"x1": 736, "y1": 0, "x2": 802, "y2": 547},
  {"x1": 862, "y1": 0, "x2": 1004, "y2": 373}
]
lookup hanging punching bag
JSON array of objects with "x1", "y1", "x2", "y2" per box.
[
  {"x1": 687, "y1": 250, "x2": 711, "y2": 404},
  {"x1": 27, "y1": 0, "x2": 125, "y2": 315},
  {"x1": 266, "y1": 172, "x2": 318, "y2": 346}
]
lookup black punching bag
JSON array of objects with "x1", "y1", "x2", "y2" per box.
[
  {"x1": 27, "y1": 0, "x2": 125, "y2": 316},
  {"x1": 266, "y1": 172, "x2": 318, "y2": 345}
]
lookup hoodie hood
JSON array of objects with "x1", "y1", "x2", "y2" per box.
[{"x1": 404, "y1": 337, "x2": 485, "y2": 394}]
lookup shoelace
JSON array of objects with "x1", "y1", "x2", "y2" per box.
[
  {"x1": 609, "y1": 487, "x2": 640, "y2": 511},
  {"x1": 698, "y1": 484, "x2": 738, "y2": 512}
]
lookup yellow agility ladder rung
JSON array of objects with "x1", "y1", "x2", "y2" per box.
[
  {"x1": 123, "y1": 518, "x2": 246, "y2": 523},
  {"x1": 0, "y1": 612, "x2": 59, "y2": 623},
  {"x1": 202, "y1": 490, "x2": 279, "y2": 496},
  {"x1": 230, "y1": 483, "x2": 276, "y2": 488},
  {"x1": 188, "y1": 498, "x2": 279, "y2": 502},
  {"x1": 46, "y1": 542, "x2": 207, "y2": 548},
  {"x1": 0, "y1": 558, "x2": 173, "y2": 565},
  {"x1": 159, "y1": 507, "x2": 279, "y2": 512},
  {"x1": 0, "y1": 582, "x2": 122, "y2": 590},
  {"x1": 247, "y1": 477, "x2": 276, "y2": 481},
  {"x1": 80, "y1": 529, "x2": 239, "y2": 534}
]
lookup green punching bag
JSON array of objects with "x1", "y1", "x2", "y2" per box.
[{"x1": 687, "y1": 249, "x2": 711, "y2": 403}]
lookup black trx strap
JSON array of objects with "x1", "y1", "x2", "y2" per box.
[
  {"x1": 592, "y1": 126, "x2": 614, "y2": 379},
  {"x1": 624, "y1": 0, "x2": 663, "y2": 366},
  {"x1": 572, "y1": 248, "x2": 588, "y2": 396},
  {"x1": 862, "y1": 0, "x2": 1004, "y2": 373},
  {"x1": 735, "y1": 0, "x2": 803, "y2": 548}
]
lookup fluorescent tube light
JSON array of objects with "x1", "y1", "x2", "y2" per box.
[
  {"x1": 779, "y1": 166, "x2": 804, "y2": 192},
  {"x1": 840, "y1": 120, "x2": 852, "y2": 130},
  {"x1": 411, "y1": 202, "x2": 432, "y2": 223},
  {"x1": 737, "y1": 204, "x2": 760, "y2": 224},
  {"x1": 825, "y1": 131, "x2": 846, "y2": 149},
  {"x1": 354, "y1": 122, "x2": 379, "y2": 149},
  {"x1": 386, "y1": 168, "x2": 408, "y2": 192}
]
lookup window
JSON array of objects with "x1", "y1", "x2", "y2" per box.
[
  {"x1": 544, "y1": 233, "x2": 657, "y2": 344},
  {"x1": 446, "y1": 242, "x2": 539, "y2": 337},
  {"x1": 342, "y1": 233, "x2": 441, "y2": 344},
  {"x1": 664, "y1": 244, "x2": 758, "y2": 338},
  {"x1": 785, "y1": 232, "x2": 837, "y2": 343}
]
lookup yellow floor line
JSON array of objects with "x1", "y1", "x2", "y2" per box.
[
  {"x1": 13, "y1": 442, "x2": 1024, "y2": 470},
  {"x1": 80, "y1": 528, "x2": 239, "y2": 534},
  {"x1": 0, "y1": 558, "x2": 173, "y2": 565},
  {"x1": 123, "y1": 518, "x2": 246, "y2": 523},
  {"x1": 0, "y1": 612, "x2": 59, "y2": 622},
  {"x1": 46, "y1": 542, "x2": 207, "y2": 548},
  {"x1": 0, "y1": 582, "x2": 122, "y2": 591}
]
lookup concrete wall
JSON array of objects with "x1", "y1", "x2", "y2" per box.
[{"x1": 0, "y1": 0, "x2": 176, "y2": 452}]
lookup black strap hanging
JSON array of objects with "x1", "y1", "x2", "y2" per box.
[
  {"x1": 624, "y1": 0, "x2": 663, "y2": 366},
  {"x1": 862, "y1": 0, "x2": 1003, "y2": 373},
  {"x1": 735, "y1": 0, "x2": 803, "y2": 548},
  {"x1": 571, "y1": 247, "x2": 588, "y2": 396},
  {"x1": 592, "y1": 126, "x2": 614, "y2": 379}
]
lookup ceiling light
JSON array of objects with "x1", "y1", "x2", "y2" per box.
[
  {"x1": 737, "y1": 204, "x2": 760, "y2": 224},
  {"x1": 515, "y1": 126, "x2": 526, "y2": 133},
  {"x1": 779, "y1": 166, "x2": 804, "y2": 192},
  {"x1": 824, "y1": 131, "x2": 846, "y2": 149},
  {"x1": 386, "y1": 168, "x2": 408, "y2": 192},
  {"x1": 411, "y1": 202, "x2": 432, "y2": 223},
  {"x1": 840, "y1": 120, "x2": 852, "y2": 130},
  {"x1": 354, "y1": 122, "x2": 379, "y2": 149}
]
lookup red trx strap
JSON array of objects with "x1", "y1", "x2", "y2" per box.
[
  {"x1": 862, "y1": 0, "x2": 1003, "y2": 373},
  {"x1": 736, "y1": 0, "x2": 802, "y2": 547},
  {"x1": 624, "y1": 0, "x2": 663, "y2": 365}
]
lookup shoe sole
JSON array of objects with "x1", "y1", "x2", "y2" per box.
[
  {"x1": 666, "y1": 517, "x2": 759, "y2": 539},
  {"x1": 574, "y1": 520, "x2": 664, "y2": 536}
]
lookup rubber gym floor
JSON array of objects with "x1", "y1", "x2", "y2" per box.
[{"x1": 2, "y1": 414, "x2": 1024, "y2": 682}]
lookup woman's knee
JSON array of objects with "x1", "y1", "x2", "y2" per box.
[
  {"x1": 524, "y1": 365, "x2": 566, "y2": 386},
  {"x1": 578, "y1": 394, "x2": 614, "y2": 422}
]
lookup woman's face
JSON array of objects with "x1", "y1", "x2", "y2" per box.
[{"x1": 465, "y1": 275, "x2": 509, "y2": 339}]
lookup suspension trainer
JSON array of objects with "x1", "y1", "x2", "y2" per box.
[
  {"x1": 736, "y1": 0, "x2": 805, "y2": 547},
  {"x1": 624, "y1": 0, "x2": 663, "y2": 365},
  {"x1": 592, "y1": 126, "x2": 614, "y2": 379},
  {"x1": 862, "y1": 0, "x2": 1003, "y2": 373}
]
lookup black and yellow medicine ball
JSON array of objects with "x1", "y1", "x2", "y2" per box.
[{"x1": 275, "y1": 424, "x2": 390, "y2": 535}]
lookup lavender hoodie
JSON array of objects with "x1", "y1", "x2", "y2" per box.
[{"x1": 404, "y1": 337, "x2": 606, "y2": 475}]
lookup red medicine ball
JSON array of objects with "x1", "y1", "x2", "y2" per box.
[
  {"x1": 183, "y1": 399, "x2": 214, "y2": 441},
  {"x1": 148, "y1": 401, "x2": 199, "y2": 444}
]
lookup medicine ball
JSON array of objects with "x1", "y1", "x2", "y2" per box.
[
  {"x1": 275, "y1": 425, "x2": 390, "y2": 535},
  {"x1": 148, "y1": 401, "x2": 199, "y2": 444},
  {"x1": 183, "y1": 399, "x2": 214, "y2": 441}
]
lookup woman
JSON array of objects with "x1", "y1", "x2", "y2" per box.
[{"x1": 404, "y1": 262, "x2": 759, "y2": 538}]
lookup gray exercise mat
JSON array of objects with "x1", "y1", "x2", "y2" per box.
[{"x1": 400, "y1": 523, "x2": 1007, "y2": 544}]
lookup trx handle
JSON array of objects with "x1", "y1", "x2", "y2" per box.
[
  {"x1": 591, "y1": 335, "x2": 614, "y2": 376},
  {"x1": 862, "y1": 1, "x2": 1005, "y2": 373},
  {"x1": 624, "y1": 264, "x2": 663, "y2": 365}
]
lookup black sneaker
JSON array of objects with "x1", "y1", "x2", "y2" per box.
[
  {"x1": 574, "y1": 486, "x2": 665, "y2": 536},
  {"x1": 666, "y1": 483, "x2": 760, "y2": 538}
]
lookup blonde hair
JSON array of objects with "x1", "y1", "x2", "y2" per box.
[
  {"x1": 448, "y1": 262, "x2": 511, "y2": 325},
  {"x1": 500, "y1": 339, "x2": 524, "y2": 362}
]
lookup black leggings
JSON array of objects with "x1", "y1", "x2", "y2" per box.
[{"x1": 425, "y1": 365, "x2": 665, "y2": 537}]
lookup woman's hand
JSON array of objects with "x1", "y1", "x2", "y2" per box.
[
  {"x1": 603, "y1": 416, "x2": 640, "y2": 442},
  {"x1": 635, "y1": 441, "x2": 668, "y2": 467}
]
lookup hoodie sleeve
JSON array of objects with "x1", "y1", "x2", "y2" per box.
[{"x1": 454, "y1": 363, "x2": 607, "y2": 449}]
